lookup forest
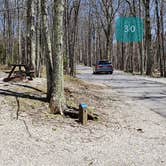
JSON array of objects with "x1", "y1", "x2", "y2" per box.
[{"x1": 0, "y1": 0, "x2": 166, "y2": 113}]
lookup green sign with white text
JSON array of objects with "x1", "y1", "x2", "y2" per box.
[{"x1": 116, "y1": 17, "x2": 144, "y2": 43}]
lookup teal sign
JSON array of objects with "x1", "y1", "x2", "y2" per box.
[
  {"x1": 116, "y1": 17, "x2": 144, "y2": 43},
  {"x1": 80, "y1": 104, "x2": 88, "y2": 109}
]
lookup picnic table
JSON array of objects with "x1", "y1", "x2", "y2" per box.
[{"x1": 7, "y1": 64, "x2": 34, "y2": 80}]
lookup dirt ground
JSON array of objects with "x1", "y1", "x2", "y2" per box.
[{"x1": 0, "y1": 71, "x2": 166, "y2": 166}]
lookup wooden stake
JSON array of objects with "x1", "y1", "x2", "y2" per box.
[{"x1": 79, "y1": 104, "x2": 88, "y2": 125}]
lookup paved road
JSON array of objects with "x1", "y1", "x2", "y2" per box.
[{"x1": 77, "y1": 65, "x2": 166, "y2": 117}]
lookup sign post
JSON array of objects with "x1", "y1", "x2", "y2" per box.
[{"x1": 79, "y1": 104, "x2": 88, "y2": 125}]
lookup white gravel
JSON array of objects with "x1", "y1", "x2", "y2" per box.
[{"x1": 0, "y1": 70, "x2": 166, "y2": 166}]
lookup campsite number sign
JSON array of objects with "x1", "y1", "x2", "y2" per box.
[{"x1": 116, "y1": 17, "x2": 144, "y2": 43}]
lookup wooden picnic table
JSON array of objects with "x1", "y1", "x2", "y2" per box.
[{"x1": 7, "y1": 64, "x2": 34, "y2": 80}]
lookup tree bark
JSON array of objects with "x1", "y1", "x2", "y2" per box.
[
  {"x1": 35, "y1": 0, "x2": 41, "y2": 77},
  {"x1": 155, "y1": 0, "x2": 163, "y2": 76},
  {"x1": 68, "y1": 0, "x2": 81, "y2": 76},
  {"x1": 31, "y1": 0, "x2": 36, "y2": 71},
  {"x1": 41, "y1": 0, "x2": 53, "y2": 100},
  {"x1": 4, "y1": 0, "x2": 12, "y2": 64},
  {"x1": 143, "y1": 0, "x2": 153, "y2": 75},
  {"x1": 50, "y1": 0, "x2": 65, "y2": 114},
  {"x1": 160, "y1": 1, "x2": 166, "y2": 77}
]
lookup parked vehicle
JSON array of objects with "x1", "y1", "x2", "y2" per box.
[{"x1": 93, "y1": 60, "x2": 113, "y2": 74}]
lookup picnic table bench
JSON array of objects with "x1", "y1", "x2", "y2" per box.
[{"x1": 7, "y1": 64, "x2": 35, "y2": 80}]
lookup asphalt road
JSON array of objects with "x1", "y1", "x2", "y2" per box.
[{"x1": 77, "y1": 65, "x2": 166, "y2": 117}]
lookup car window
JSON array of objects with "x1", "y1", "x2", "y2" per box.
[{"x1": 98, "y1": 61, "x2": 111, "y2": 65}]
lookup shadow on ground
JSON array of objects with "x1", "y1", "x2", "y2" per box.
[{"x1": 0, "y1": 88, "x2": 47, "y2": 102}]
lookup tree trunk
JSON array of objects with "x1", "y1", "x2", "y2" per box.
[
  {"x1": 3, "y1": 1, "x2": 7, "y2": 65},
  {"x1": 50, "y1": 0, "x2": 65, "y2": 114},
  {"x1": 139, "y1": 0, "x2": 144, "y2": 75},
  {"x1": 35, "y1": 0, "x2": 41, "y2": 77},
  {"x1": 69, "y1": 0, "x2": 81, "y2": 76},
  {"x1": 160, "y1": 1, "x2": 166, "y2": 77},
  {"x1": 64, "y1": 0, "x2": 70, "y2": 74},
  {"x1": 41, "y1": 0, "x2": 53, "y2": 100},
  {"x1": 26, "y1": 0, "x2": 32, "y2": 65},
  {"x1": 31, "y1": 0, "x2": 36, "y2": 71},
  {"x1": 155, "y1": 0, "x2": 163, "y2": 77},
  {"x1": 88, "y1": 11, "x2": 92, "y2": 66},
  {"x1": 4, "y1": 0, "x2": 12, "y2": 64},
  {"x1": 17, "y1": 0, "x2": 22, "y2": 63},
  {"x1": 26, "y1": 0, "x2": 36, "y2": 70},
  {"x1": 144, "y1": 0, "x2": 153, "y2": 75}
]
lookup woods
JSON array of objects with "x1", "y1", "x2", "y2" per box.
[{"x1": 0, "y1": 0, "x2": 166, "y2": 113}]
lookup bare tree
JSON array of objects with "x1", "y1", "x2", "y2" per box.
[
  {"x1": 94, "y1": 0, "x2": 121, "y2": 61},
  {"x1": 143, "y1": 0, "x2": 153, "y2": 75},
  {"x1": 66, "y1": 0, "x2": 81, "y2": 76},
  {"x1": 41, "y1": 0, "x2": 53, "y2": 100},
  {"x1": 49, "y1": 0, "x2": 65, "y2": 114},
  {"x1": 160, "y1": 0, "x2": 166, "y2": 77}
]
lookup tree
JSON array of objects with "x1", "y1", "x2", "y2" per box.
[
  {"x1": 160, "y1": 0, "x2": 166, "y2": 77},
  {"x1": 4, "y1": 0, "x2": 12, "y2": 64},
  {"x1": 65, "y1": 0, "x2": 81, "y2": 76},
  {"x1": 26, "y1": 0, "x2": 36, "y2": 70},
  {"x1": 143, "y1": 0, "x2": 153, "y2": 75},
  {"x1": 41, "y1": 0, "x2": 53, "y2": 100},
  {"x1": 94, "y1": 0, "x2": 121, "y2": 61},
  {"x1": 49, "y1": 0, "x2": 65, "y2": 114},
  {"x1": 155, "y1": 0, "x2": 163, "y2": 76}
]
